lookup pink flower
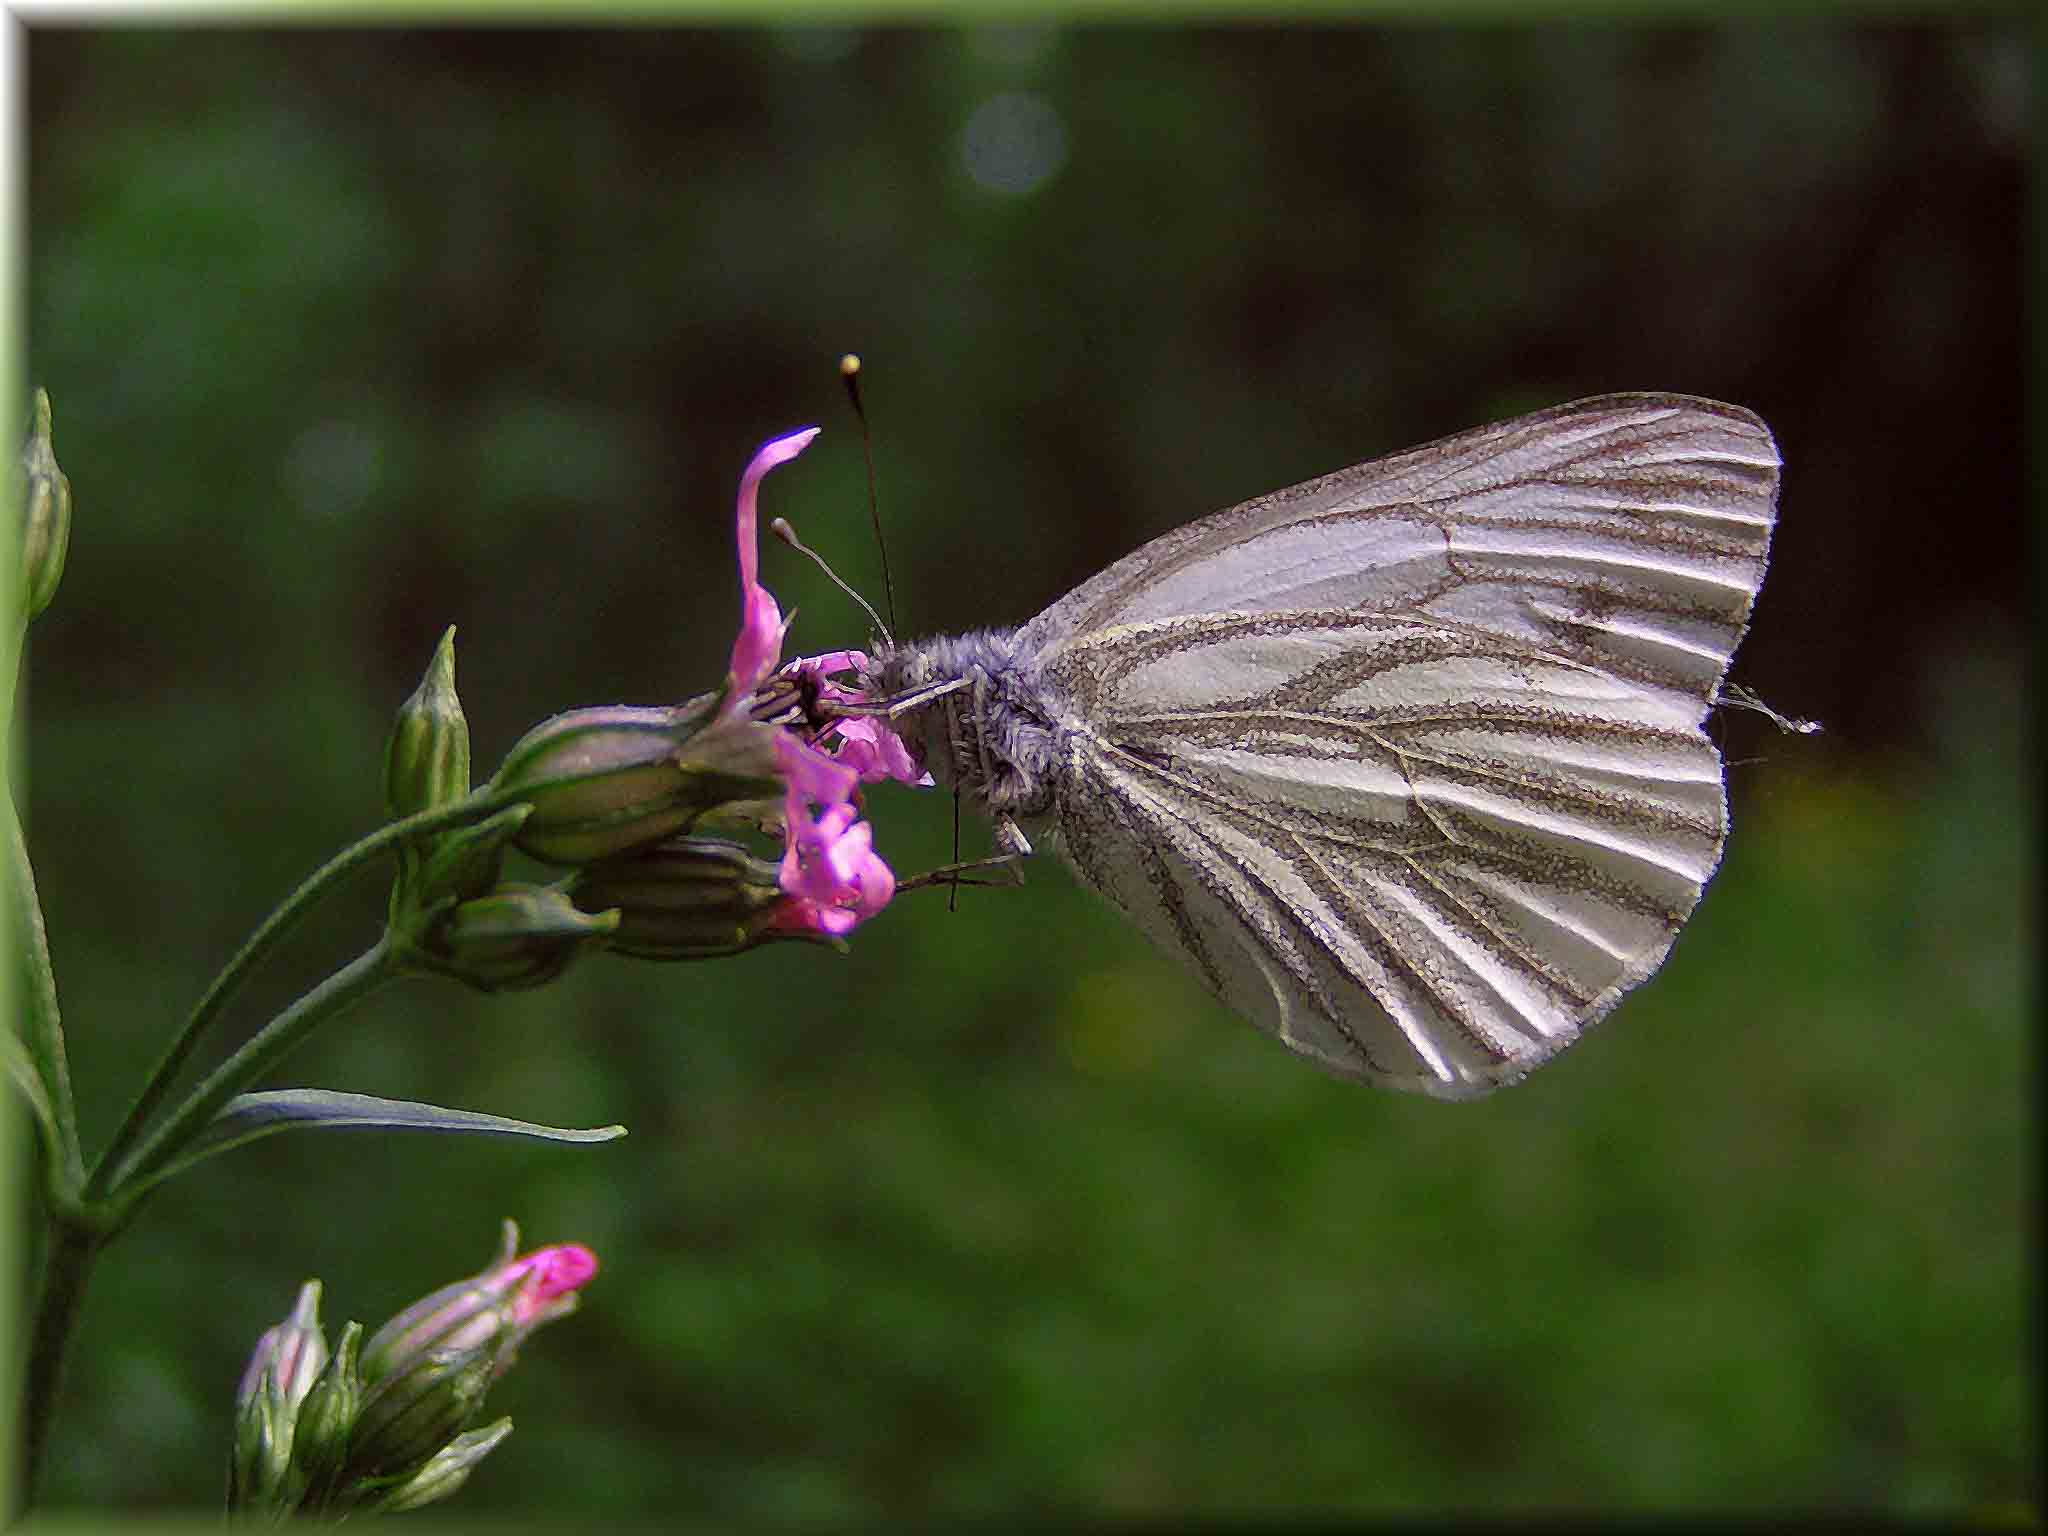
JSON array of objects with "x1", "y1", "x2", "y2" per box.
[
  {"x1": 783, "y1": 650, "x2": 931, "y2": 787},
  {"x1": 722, "y1": 427, "x2": 819, "y2": 715},
  {"x1": 769, "y1": 731, "x2": 896, "y2": 937},
  {"x1": 360, "y1": 1229, "x2": 600, "y2": 1385},
  {"x1": 710, "y1": 435, "x2": 922, "y2": 938}
]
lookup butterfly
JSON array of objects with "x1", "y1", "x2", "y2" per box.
[{"x1": 871, "y1": 394, "x2": 1780, "y2": 1098}]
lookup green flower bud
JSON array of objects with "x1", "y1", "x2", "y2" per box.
[
  {"x1": 387, "y1": 804, "x2": 530, "y2": 937},
  {"x1": 347, "y1": 1347, "x2": 493, "y2": 1484},
  {"x1": 488, "y1": 701, "x2": 782, "y2": 866},
  {"x1": 18, "y1": 388, "x2": 71, "y2": 621},
  {"x1": 417, "y1": 883, "x2": 618, "y2": 993},
  {"x1": 287, "y1": 1321, "x2": 362, "y2": 1513},
  {"x1": 228, "y1": 1385, "x2": 278, "y2": 1515},
  {"x1": 228, "y1": 1280, "x2": 329, "y2": 1515},
  {"x1": 571, "y1": 836, "x2": 797, "y2": 960},
  {"x1": 386, "y1": 626, "x2": 470, "y2": 821},
  {"x1": 367, "y1": 1418, "x2": 513, "y2": 1514}
]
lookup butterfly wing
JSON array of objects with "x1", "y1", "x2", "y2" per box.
[{"x1": 1026, "y1": 394, "x2": 1779, "y2": 1096}]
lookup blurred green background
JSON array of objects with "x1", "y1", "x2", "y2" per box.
[{"x1": 15, "y1": 23, "x2": 2030, "y2": 1519}]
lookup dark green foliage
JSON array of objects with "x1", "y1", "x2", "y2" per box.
[{"x1": 19, "y1": 25, "x2": 2027, "y2": 1518}]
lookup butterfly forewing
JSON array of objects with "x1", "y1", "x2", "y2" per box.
[
  {"x1": 1022, "y1": 394, "x2": 1779, "y2": 1096},
  {"x1": 1026, "y1": 394, "x2": 1776, "y2": 727}
]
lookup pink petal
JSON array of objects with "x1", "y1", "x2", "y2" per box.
[
  {"x1": 734, "y1": 427, "x2": 820, "y2": 591},
  {"x1": 822, "y1": 816, "x2": 873, "y2": 887},
  {"x1": 727, "y1": 585, "x2": 786, "y2": 702},
  {"x1": 777, "y1": 788, "x2": 849, "y2": 906},
  {"x1": 851, "y1": 845, "x2": 896, "y2": 916},
  {"x1": 498, "y1": 1243, "x2": 600, "y2": 1325},
  {"x1": 766, "y1": 896, "x2": 858, "y2": 938},
  {"x1": 832, "y1": 717, "x2": 931, "y2": 786},
  {"x1": 513, "y1": 1244, "x2": 599, "y2": 1303},
  {"x1": 774, "y1": 729, "x2": 858, "y2": 808},
  {"x1": 720, "y1": 428, "x2": 818, "y2": 716}
]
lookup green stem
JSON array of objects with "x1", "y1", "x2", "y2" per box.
[
  {"x1": 84, "y1": 794, "x2": 512, "y2": 1201},
  {"x1": 6, "y1": 795, "x2": 81, "y2": 1183},
  {"x1": 18, "y1": 1215, "x2": 100, "y2": 1510},
  {"x1": 102, "y1": 943, "x2": 400, "y2": 1207}
]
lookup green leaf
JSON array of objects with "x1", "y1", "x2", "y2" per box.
[{"x1": 135, "y1": 1088, "x2": 627, "y2": 1194}]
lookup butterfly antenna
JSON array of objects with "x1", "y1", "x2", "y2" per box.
[
  {"x1": 770, "y1": 517, "x2": 892, "y2": 648},
  {"x1": 839, "y1": 353, "x2": 900, "y2": 641}
]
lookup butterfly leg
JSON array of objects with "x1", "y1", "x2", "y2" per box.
[
  {"x1": 898, "y1": 816, "x2": 1032, "y2": 898},
  {"x1": 897, "y1": 851, "x2": 1027, "y2": 893},
  {"x1": 880, "y1": 676, "x2": 970, "y2": 717}
]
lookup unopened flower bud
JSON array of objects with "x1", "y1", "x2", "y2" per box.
[
  {"x1": 571, "y1": 836, "x2": 806, "y2": 959},
  {"x1": 359, "y1": 1224, "x2": 595, "y2": 1383},
  {"x1": 386, "y1": 626, "x2": 470, "y2": 821},
  {"x1": 418, "y1": 883, "x2": 617, "y2": 993},
  {"x1": 228, "y1": 1280, "x2": 329, "y2": 1513},
  {"x1": 368, "y1": 1418, "x2": 513, "y2": 1514},
  {"x1": 488, "y1": 701, "x2": 782, "y2": 865},
  {"x1": 18, "y1": 388, "x2": 71, "y2": 621},
  {"x1": 401, "y1": 802, "x2": 529, "y2": 912},
  {"x1": 286, "y1": 1321, "x2": 362, "y2": 1511},
  {"x1": 228, "y1": 1392, "x2": 276, "y2": 1514},
  {"x1": 348, "y1": 1344, "x2": 494, "y2": 1483},
  {"x1": 349, "y1": 1224, "x2": 594, "y2": 1482}
]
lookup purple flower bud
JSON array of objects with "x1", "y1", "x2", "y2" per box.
[
  {"x1": 349, "y1": 1222, "x2": 596, "y2": 1483},
  {"x1": 359, "y1": 1235, "x2": 595, "y2": 1380},
  {"x1": 228, "y1": 1280, "x2": 329, "y2": 1512},
  {"x1": 570, "y1": 837, "x2": 802, "y2": 959},
  {"x1": 489, "y1": 702, "x2": 782, "y2": 866}
]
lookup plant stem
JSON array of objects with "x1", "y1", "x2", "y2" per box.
[
  {"x1": 5, "y1": 796, "x2": 81, "y2": 1183},
  {"x1": 103, "y1": 942, "x2": 400, "y2": 1205},
  {"x1": 17, "y1": 1214, "x2": 100, "y2": 1510},
  {"x1": 85, "y1": 795, "x2": 512, "y2": 1201}
]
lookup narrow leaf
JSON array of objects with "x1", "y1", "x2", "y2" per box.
[{"x1": 137, "y1": 1089, "x2": 626, "y2": 1193}]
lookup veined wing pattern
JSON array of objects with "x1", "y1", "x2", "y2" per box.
[{"x1": 1030, "y1": 395, "x2": 1779, "y2": 1096}]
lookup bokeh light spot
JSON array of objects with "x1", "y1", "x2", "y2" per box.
[{"x1": 958, "y1": 92, "x2": 1068, "y2": 199}]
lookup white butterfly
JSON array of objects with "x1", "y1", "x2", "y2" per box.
[{"x1": 872, "y1": 394, "x2": 1780, "y2": 1098}]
